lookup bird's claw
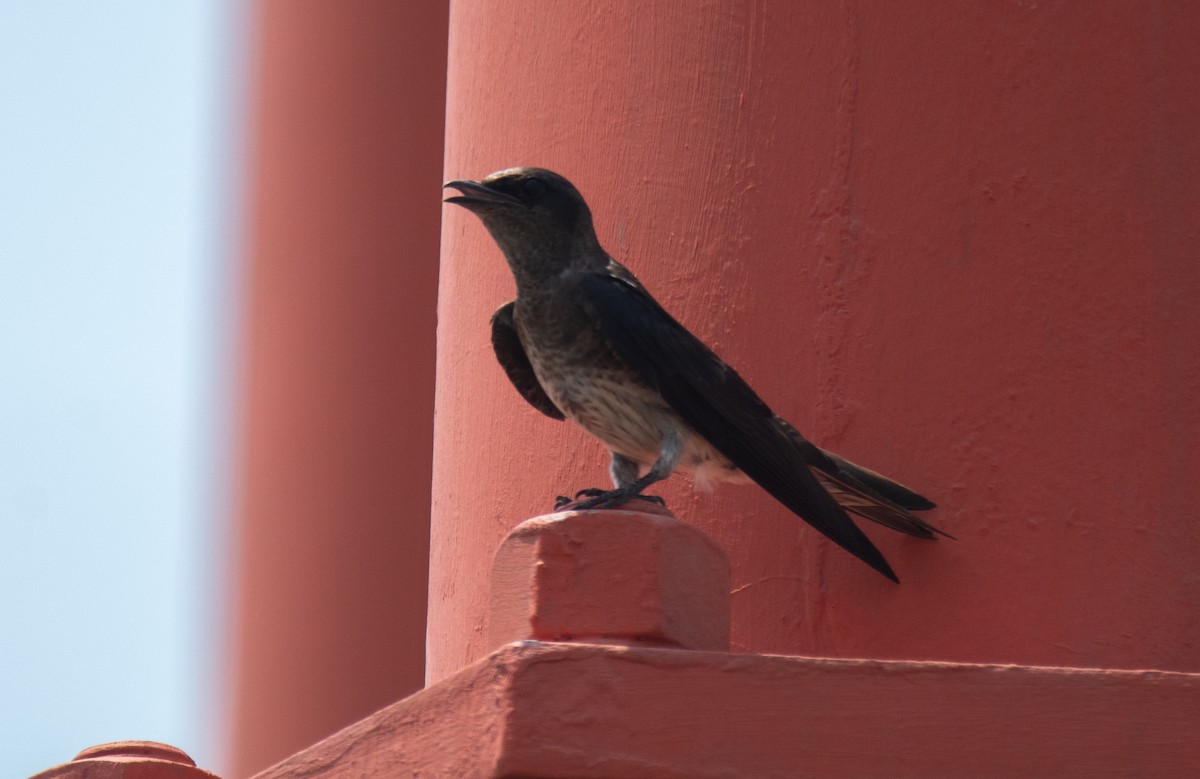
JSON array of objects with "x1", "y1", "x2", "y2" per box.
[
  {"x1": 552, "y1": 487, "x2": 612, "y2": 511},
  {"x1": 553, "y1": 487, "x2": 667, "y2": 511},
  {"x1": 570, "y1": 491, "x2": 618, "y2": 510}
]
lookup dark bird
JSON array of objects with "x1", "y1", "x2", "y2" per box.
[{"x1": 444, "y1": 167, "x2": 948, "y2": 582}]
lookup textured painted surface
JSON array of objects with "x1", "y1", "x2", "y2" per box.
[
  {"x1": 488, "y1": 509, "x2": 731, "y2": 653},
  {"x1": 432, "y1": 1, "x2": 1200, "y2": 682},
  {"x1": 251, "y1": 642, "x2": 1200, "y2": 779},
  {"x1": 249, "y1": 659, "x2": 508, "y2": 779},
  {"x1": 228, "y1": 1, "x2": 447, "y2": 775},
  {"x1": 30, "y1": 742, "x2": 222, "y2": 779}
]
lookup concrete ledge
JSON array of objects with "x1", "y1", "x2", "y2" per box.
[{"x1": 251, "y1": 641, "x2": 1200, "y2": 779}]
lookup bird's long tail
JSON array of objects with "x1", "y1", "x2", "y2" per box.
[{"x1": 811, "y1": 452, "x2": 953, "y2": 540}]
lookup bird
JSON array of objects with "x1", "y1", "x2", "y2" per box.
[{"x1": 443, "y1": 167, "x2": 948, "y2": 582}]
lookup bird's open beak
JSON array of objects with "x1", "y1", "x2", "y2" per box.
[{"x1": 443, "y1": 179, "x2": 521, "y2": 208}]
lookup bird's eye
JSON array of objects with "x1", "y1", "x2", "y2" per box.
[{"x1": 521, "y1": 177, "x2": 546, "y2": 201}]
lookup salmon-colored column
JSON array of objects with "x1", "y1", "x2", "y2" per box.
[
  {"x1": 431, "y1": 2, "x2": 1200, "y2": 683},
  {"x1": 228, "y1": 1, "x2": 447, "y2": 775}
]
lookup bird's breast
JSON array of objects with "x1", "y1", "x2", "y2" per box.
[
  {"x1": 521, "y1": 327, "x2": 745, "y2": 486},
  {"x1": 514, "y1": 291, "x2": 745, "y2": 486},
  {"x1": 525, "y1": 334, "x2": 669, "y2": 461}
]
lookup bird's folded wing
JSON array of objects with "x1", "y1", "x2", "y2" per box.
[
  {"x1": 577, "y1": 265, "x2": 898, "y2": 582},
  {"x1": 490, "y1": 301, "x2": 566, "y2": 421}
]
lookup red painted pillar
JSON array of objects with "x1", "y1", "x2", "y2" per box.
[
  {"x1": 227, "y1": 1, "x2": 447, "y2": 776},
  {"x1": 431, "y1": 1, "x2": 1200, "y2": 684}
]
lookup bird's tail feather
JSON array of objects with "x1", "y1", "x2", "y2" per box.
[{"x1": 814, "y1": 452, "x2": 954, "y2": 540}]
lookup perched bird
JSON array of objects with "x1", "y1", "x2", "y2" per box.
[{"x1": 444, "y1": 167, "x2": 947, "y2": 582}]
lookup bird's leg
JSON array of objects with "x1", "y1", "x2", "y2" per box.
[
  {"x1": 609, "y1": 453, "x2": 642, "y2": 488},
  {"x1": 554, "y1": 457, "x2": 643, "y2": 510},
  {"x1": 554, "y1": 453, "x2": 654, "y2": 510},
  {"x1": 569, "y1": 432, "x2": 680, "y2": 510},
  {"x1": 571, "y1": 462, "x2": 668, "y2": 509},
  {"x1": 604, "y1": 453, "x2": 665, "y2": 506}
]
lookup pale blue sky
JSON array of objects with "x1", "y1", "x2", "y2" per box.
[{"x1": 0, "y1": 2, "x2": 242, "y2": 776}]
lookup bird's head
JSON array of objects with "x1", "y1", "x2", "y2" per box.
[{"x1": 444, "y1": 167, "x2": 603, "y2": 285}]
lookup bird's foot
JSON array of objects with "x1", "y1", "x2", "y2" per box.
[
  {"x1": 553, "y1": 488, "x2": 607, "y2": 510},
  {"x1": 554, "y1": 487, "x2": 666, "y2": 511}
]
